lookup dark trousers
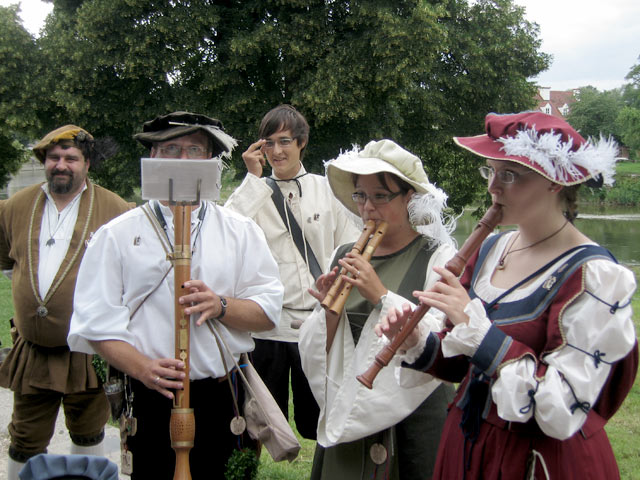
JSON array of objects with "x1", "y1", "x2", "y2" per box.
[
  {"x1": 252, "y1": 338, "x2": 319, "y2": 440},
  {"x1": 127, "y1": 375, "x2": 255, "y2": 480}
]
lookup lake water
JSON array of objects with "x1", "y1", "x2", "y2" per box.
[{"x1": 452, "y1": 205, "x2": 640, "y2": 266}]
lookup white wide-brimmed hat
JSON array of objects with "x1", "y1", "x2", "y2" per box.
[
  {"x1": 326, "y1": 139, "x2": 455, "y2": 247},
  {"x1": 326, "y1": 139, "x2": 445, "y2": 214}
]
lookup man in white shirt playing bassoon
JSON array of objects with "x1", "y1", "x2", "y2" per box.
[{"x1": 68, "y1": 112, "x2": 284, "y2": 479}]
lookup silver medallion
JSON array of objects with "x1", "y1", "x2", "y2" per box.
[
  {"x1": 36, "y1": 305, "x2": 48, "y2": 317},
  {"x1": 230, "y1": 415, "x2": 246, "y2": 435},
  {"x1": 369, "y1": 443, "x2": 388, "y2": 465}
]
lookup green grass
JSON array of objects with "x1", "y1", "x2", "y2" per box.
[
  {"x1": 0, "y1": 275, "x2": 12, "y2": 347},
  {"x1": 615, "y1": 160, "x2": 640, "y2": 176},
  {"x1": 606, "y1": 266, "x2": 640, "y2": 480}
]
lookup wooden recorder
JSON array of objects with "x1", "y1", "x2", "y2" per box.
[
  {"x1": 321, "y1": 220, "x2": 388, "y2": 316},
  {"x1": 356, "y1": 204, "x2": 503, "y2": 389}
]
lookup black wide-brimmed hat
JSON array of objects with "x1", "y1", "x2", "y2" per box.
[{"x1": 134, "y1": 111, "x2": 237, "y2": 158}]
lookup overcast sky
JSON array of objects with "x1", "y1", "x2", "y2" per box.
[
  {"x1": 514, "y1": 0, "x2": 640, "y2": 91},
  {"x1": 2, "y1": 0, "x2": 639, "y2": 92}
]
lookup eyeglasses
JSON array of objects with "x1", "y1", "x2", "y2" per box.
[
  {"x1": 478, "y1": 166, "x2": 535, "y2": 184},
  {"x1": 351, "y1": 191, "x2": 402, "y2": 205},
  {"x1": 157, "y1": 145, "x2": 208, "y2": 159},
  {"x1": 263, "y1": 137, "x2": 294, "y2": 150}
]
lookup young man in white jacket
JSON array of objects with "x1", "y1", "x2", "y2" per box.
[{"x1": 225, "y1": 105, "x2": 359, "y2": 439}]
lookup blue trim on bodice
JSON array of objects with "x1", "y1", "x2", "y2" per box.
[{"x1": 468, "y1": 232, "x2": 616, "y2": 324}]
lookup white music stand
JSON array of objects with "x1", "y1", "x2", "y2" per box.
[{"x1": 140, "y1": 158, "x2": 223, "y2": 204}]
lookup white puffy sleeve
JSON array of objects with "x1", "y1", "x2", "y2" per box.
[
  {"x1": 224, "y1": 173, "x2": 272, "y2": 218},
  {"x1": 445, "y1": 259, "x2": 637, "y2": 440},
  {"x1": 69, "y1": 223, "x2": 136, "y2": 353}
]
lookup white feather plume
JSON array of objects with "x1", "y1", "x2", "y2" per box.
[
  {"x1": 408, "y1": 190, "x2": 457, "y2": 248},
  {"x1": 498, "y1": 127, "x2": 618, "y2": 186},
  {"x1": 207, "y1": 126, "x2": 238, "y2": 160}
]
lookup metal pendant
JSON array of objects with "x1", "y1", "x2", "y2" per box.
[
  {"x1": 46, "y1": 238, "x2": 55, "y2": 246},
  {"x1": 543, "y1": 275, "x2": 557, "y2": 290},
  {"x1": 230, "y1": 415, "x2": 246, "y2": 435},
  {"x1": 36, "y1": 305, "x2": 48, "y2": 317},
  {"x1": 369, "y1": 443, "x2": 388, "y2": 465},
  {"x1": 119, "y1": 413, "x2": 134, "y2": 475}
]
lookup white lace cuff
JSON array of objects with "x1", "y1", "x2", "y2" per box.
[
  {"x1": 441, "y1": 298, "x2": 492, "y2": 357},
  {"x1": 400, "y1": 321, "x2": 430, "y2": 364}
]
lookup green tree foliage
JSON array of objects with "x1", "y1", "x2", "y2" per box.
[
  {"x1": 617, "y1": 107, "x2": 640, "y2": 160},
  {"x1": 617, "y1": 59, "x2": 640, "y2": 159},
  {"x1": 567, "y1": 86, "x2": 624, "y2": 142},
  {"x1": 0, "y1": 135, "x2": 28, "y2": 191},
  {"x1": 622, "y1": 60, "x2": 640, "y2": 108},
  {"x1": 26, "y1": 0, "x2": 548, "y2": 209},
  {"x1": 0, "y1": 5, "x2": 43, "y2": 188}
]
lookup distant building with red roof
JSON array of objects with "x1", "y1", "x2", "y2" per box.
[{"x1": 534, "y1": 87, "x2": 578, "y2": 118}]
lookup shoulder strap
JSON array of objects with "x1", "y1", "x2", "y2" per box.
[
  {"x1": 469, "y1": 230, "x2": 511, "y2": 288},
  {"x1": 143, "y1": 202, "x2": 171, "y2": 255},
  {"x1": 265, "y1": 177, "x2": 323, "y2": 280},
  {"x1": 131, "y1": 203, "x2": 173, "y2": 320}
]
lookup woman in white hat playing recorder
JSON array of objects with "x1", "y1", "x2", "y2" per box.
[
  {"x1": 378, "y1": 112, "x2": 638, "y2": 479},
  {"x1": 299, "y1": 139, "x2": 457, "y2": 479}
]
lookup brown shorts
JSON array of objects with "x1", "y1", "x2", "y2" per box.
[{"x1": 8, "y1": 387, "x2": 109, "y2": 460}]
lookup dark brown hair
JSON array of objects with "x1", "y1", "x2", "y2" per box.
[
  {"x1": 352, "y1": 172, "x2": 414, "y2": 195},
  {"x1": 560, "y1": 184, "x2": 581, "y2": 222},
  {"x1": 258, "y1": 104, "x2": 310, "y2": 159},
  {"x1": 50, "y1": 135, "x2": 117, "y2": 171}
]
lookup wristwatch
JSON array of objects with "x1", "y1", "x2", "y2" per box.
[
  {"x1": 217, "y1": 297, "x2": 227, "y2": 319},
  {"x1": 375, "y1": 294, "x2": 387, "y2": 310}
]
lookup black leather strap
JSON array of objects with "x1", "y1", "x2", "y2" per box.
[{"x1": 266, "y1": 177, "x2": 323, "y2": 281}]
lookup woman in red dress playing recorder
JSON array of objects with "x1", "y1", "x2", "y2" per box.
[{"x1": 377, "y1": 111, "x2": 638, "y2": 479}]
